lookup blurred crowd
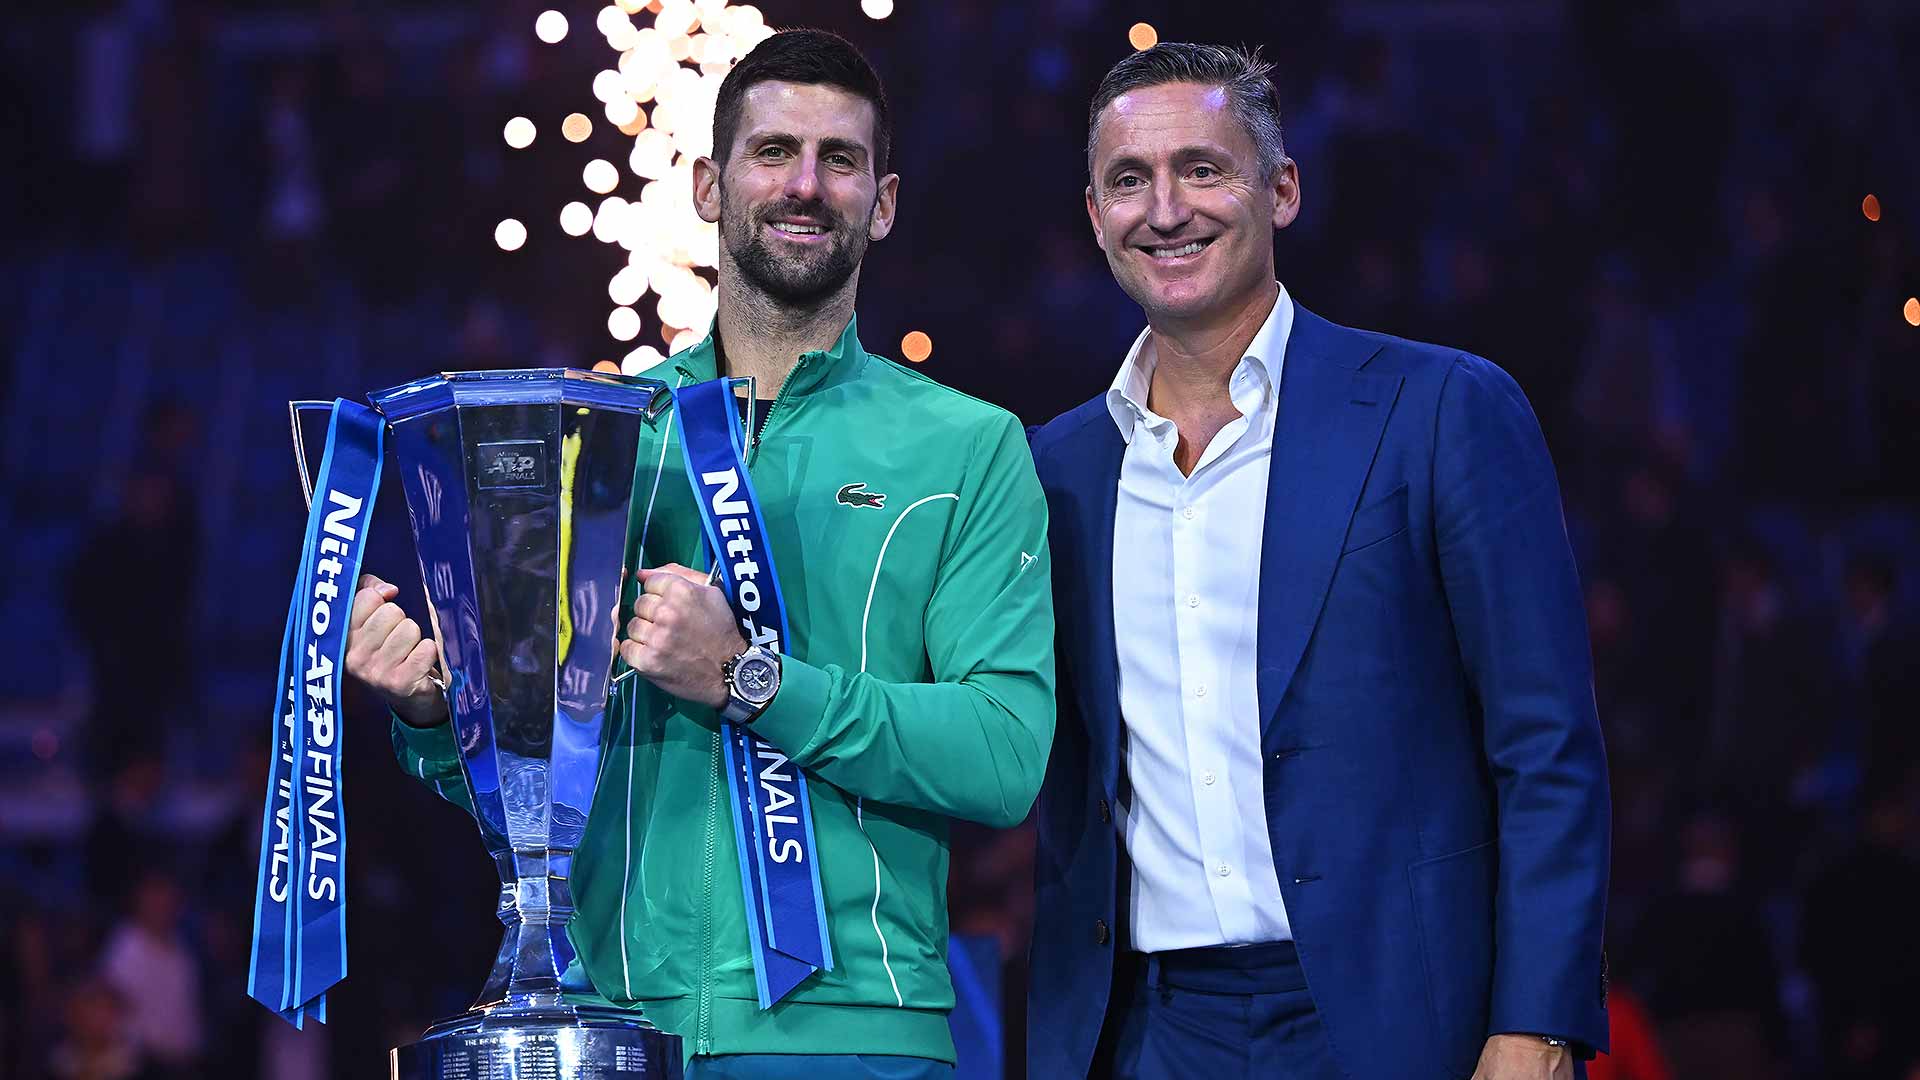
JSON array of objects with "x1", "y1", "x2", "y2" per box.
[{"x1": 2, "y1": 1, "x2": 1917, "y2": 1078}]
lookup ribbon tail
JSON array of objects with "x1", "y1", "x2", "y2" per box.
[{"x1": 758, "y1": 950, "x2": 820, "y2": 1009}]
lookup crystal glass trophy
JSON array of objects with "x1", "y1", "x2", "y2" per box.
[{"x1": 296, "y1": 369, "x2": 687, "y2": 1079}]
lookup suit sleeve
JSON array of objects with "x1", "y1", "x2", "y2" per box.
[
  {"x1": 747, "y1": 413, "x2": 1057, "y2": 828},
  {"x1": 1433, "y1": 355, "x2": 1611, "y2": 1053}
]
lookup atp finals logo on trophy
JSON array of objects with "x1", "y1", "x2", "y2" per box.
[
  {"x1": 253, "y1": 369, "x2": 686, "y2": 1079},
  {"x1": 476, "y1": 440, "x2": 549, "y2": 490}
]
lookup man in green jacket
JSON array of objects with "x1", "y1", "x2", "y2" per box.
[{"x1": 344, "y1": 29, "x2": 1055, "y2": 1080}]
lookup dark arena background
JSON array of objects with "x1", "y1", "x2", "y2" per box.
[{"x1": 3, "y1": 1, "x2": 1919, "y2": 1078}]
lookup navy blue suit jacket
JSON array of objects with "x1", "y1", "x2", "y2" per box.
[{"x1": 1026, "y1": 305, "x2": 1611, "y2": 1079}]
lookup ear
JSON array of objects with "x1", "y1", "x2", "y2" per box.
[
  {"x1": 1085, "y1": 185, "x2": 1107, "y2": 252},
  {"x1": 868, "y1": 171, "x2": 900, "y2": 242},
  {"x1": 1270, "y1": 157, "x2": 1302, "y2": 231},
  {"x1": 693, "y1": 155, "x2": 723, "y2": 224}
]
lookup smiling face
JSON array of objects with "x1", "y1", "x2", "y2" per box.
[
  {"x1": 1086, "y1": 81, "x2": 1299, "y2": 328},
  {"x1": 695, "y1": 81, "x2": 898, "y2": 308}
]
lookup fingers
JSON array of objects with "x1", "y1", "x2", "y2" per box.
[
  {"x1": 398, "y1": 638, "x2": 439, "y2": 690},
  {"x1": 350, "y1": 576, "x2": 398, "y2": 631},
  {"x1": 373, "y1": 614, "x2": 423, "y2": 674},
  {"x1": 356, "y1": 601, "x2": 405, "y2": 654},
  {"x1": 630, "y1": 593, "x2": 664, "y2": 622},
  {"x1": 640, "y1": 563, "x2": 708, "y2": 589},
  {"x1": 619, "y1": 638, "x2": 646, "y2": 670}
]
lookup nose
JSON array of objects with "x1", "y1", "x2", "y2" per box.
[
  {"x1": 1146, "y1": 173, "x2": 1191, "y2": 235},
  {"x1": 782, "y1": 151, "x2": 822, "y2": 203}
]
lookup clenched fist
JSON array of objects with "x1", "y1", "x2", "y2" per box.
[
  {"x1": 344, "y1": 573, "x2": 446, "y2": 728},
  {"x1": 618, "y1": 564, "x2": 747, "y2": 710}
]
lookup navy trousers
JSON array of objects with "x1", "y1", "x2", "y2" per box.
[{"x1": 1093, "y1": 941, "x2": 1344, "y2": 1080}]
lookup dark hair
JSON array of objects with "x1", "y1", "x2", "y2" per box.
[
  {"x1": 712, "y1": 29, "x2": 891, "y2": 174},
  {"x1": 1086, "y1": 43, "x2": 1287, "y2": 181}
]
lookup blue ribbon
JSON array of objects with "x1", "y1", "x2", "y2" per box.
[
  {"x1": 674, "y1": 377, "x2": 833, "y2": 1009},
  {"x1": 249, "y1": 399, "x2": 383, "y2": 1026}
]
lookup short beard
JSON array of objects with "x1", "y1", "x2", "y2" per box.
[{"x1": 721, "y1": 182, "x2": 872, "y2": 308}]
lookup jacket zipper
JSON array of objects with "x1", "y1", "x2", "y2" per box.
[
  {"x1": 746, "y1": 353, "x2": 809, "y2": 465},
  {"x1": 697, "y1": 725, "x2": 719, "y2": 1054}
]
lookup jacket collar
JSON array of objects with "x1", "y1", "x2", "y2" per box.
[{"x1": 671, "y1": 313, "x2": 871, "y2": 398}]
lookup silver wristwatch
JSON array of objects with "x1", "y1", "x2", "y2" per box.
[{"x1": 720, "y1": 644, "x2": 781, "y2": 723}]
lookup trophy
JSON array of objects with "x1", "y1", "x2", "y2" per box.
[{"x1": 288, "y1": 369, "x2": 687, "y2": 1079}]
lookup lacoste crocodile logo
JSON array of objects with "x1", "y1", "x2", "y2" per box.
[{"x1": 836, "y1": 482, "x2": 887, "y2": 509}]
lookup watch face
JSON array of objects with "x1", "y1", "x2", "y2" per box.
[{"x1": 736, "y1": 656, "x2": 778, "y2": 702}]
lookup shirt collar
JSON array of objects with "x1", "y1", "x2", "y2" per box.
[
  {"x1": 1105, "y1": 283, "x2": 1295, "y2": 442},
  {"x1": 672, "y1": 313, "x2": 870, "y2": 398}
]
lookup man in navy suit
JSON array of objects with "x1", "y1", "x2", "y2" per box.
[{"x1": 1027, "y1": 44, "x2": 1611, "y2": 1080}]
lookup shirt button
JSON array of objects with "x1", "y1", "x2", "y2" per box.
[
  {"x1": 1182, "y1": 506, "x2": 1195, "y2": 520},
  {"x1": 1194, "y1": 684, "x2": 1207, "y2": 698},
  {"x1": 1202, "y1": 770, "x2": 1216, "y2": 786},
  {"x1": 1216, "y1": 863, "x2": 1232, "y2": 878},
  {"x1": 1187, "y1": 594, "x2": 1200, "y2": 608}
]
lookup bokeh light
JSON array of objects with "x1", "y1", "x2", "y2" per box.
[
  {"x1": 593, "y1": 196, "x2": 629, "y2": 244},
  {"x1": 609, "y1": 306, "x2": 643, "y2": 341},
  {"x1": 592, "y1": 69, "x2": 625, "y2": 104},
  {"x1": 1863, "y1": 194, "x2": 1882, "y2": 222},
  {"x1": 525, "y1": 0, "x2": 784, "y2": 345},
  {"x1": 1905, "y1": 297, "x2": 1920, "y2": 327},
  {"x1": 535, "y1": 10, "x2": 569, "y2": 44},
  {"x1": 862, "y1": 0, "x2": 895, "y2": 18},
  {"x1": 1129, "y1": 22, "x2": 1158, "y2": 50},
  {"x1": 605, "y1": 96, "x2": 642, "y2": 127},
  {"x1": 901, "y1": 331, "x2": 933, "y2": 363},
  {"x1": 503, "y1": 116, "x2": 536, "y2": 149},
  {"x1": 609, "y1": 266, "x2": 649, "y2": 306},
  {"x1": 495, "y1": 219, "x2": 528, "y2": 252},
  {"x1": 623, "y1": 344, "x2": 669, "y2": 374},
  {"x1": 584, "y1": 159, "x2": 621, "y2": 194}
]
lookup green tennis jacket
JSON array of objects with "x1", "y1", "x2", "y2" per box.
[{"x1": 392, "y1": 315, "x2": 1056, "y2": 1063}]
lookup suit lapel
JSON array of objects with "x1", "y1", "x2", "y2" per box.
[
  {"x1": 1255, "y1": 307, "x2": 1402, "y2": 740},
  {"x1": 1060, "y1": 414, "x2": 1127, "y2": 803}
]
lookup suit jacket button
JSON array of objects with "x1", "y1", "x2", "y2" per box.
[
  {"x1": 1098, "y1": 798, "x2": 1111, "y2": 823},
  {"x1": 1095, "y1": 918, "x2": 1110, "y2": 945}
]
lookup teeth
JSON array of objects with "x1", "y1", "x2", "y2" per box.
[
  {"x1": 771, "y1": 222, "x2": 824, "y2": 235},
  {"x1": 1150, "y1": 241, "x2": 1208, "y2": 258}
]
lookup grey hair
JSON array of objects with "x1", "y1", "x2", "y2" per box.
[{"x1": 1086, "y1": 42, "x2": 1288, "y2": 184}]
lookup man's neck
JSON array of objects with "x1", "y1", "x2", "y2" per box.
[
  {"x1": 1143, "y1": 280, "x2": 1280, "y2": 418},
  {"x1": 713, "y1": 267, "x2": 859, "y2": 398}
]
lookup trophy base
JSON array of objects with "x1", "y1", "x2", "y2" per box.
[{"x1": 390, "y1": 1005, "x2": 683, "y2": 1080}]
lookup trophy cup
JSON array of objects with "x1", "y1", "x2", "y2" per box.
[{"x1": 293, "y1": 368, "x2": 687, "y2": 1079}]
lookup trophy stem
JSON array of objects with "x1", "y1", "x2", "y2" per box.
[{"x1": 473, "y1": 850, "x2": 579, "y2": 1013}]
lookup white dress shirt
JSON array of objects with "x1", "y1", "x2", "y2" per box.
[{"x1": 1106, "y1": 285, "x2": 1295, "y2": 953}]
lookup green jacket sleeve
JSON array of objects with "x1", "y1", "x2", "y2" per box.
[
  {"x1": 390, "y1": 712, "x2": 477, "y2": 816},
  {"x1": 747, "y1": 413, "x2": 1056, "y2": 828}
]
